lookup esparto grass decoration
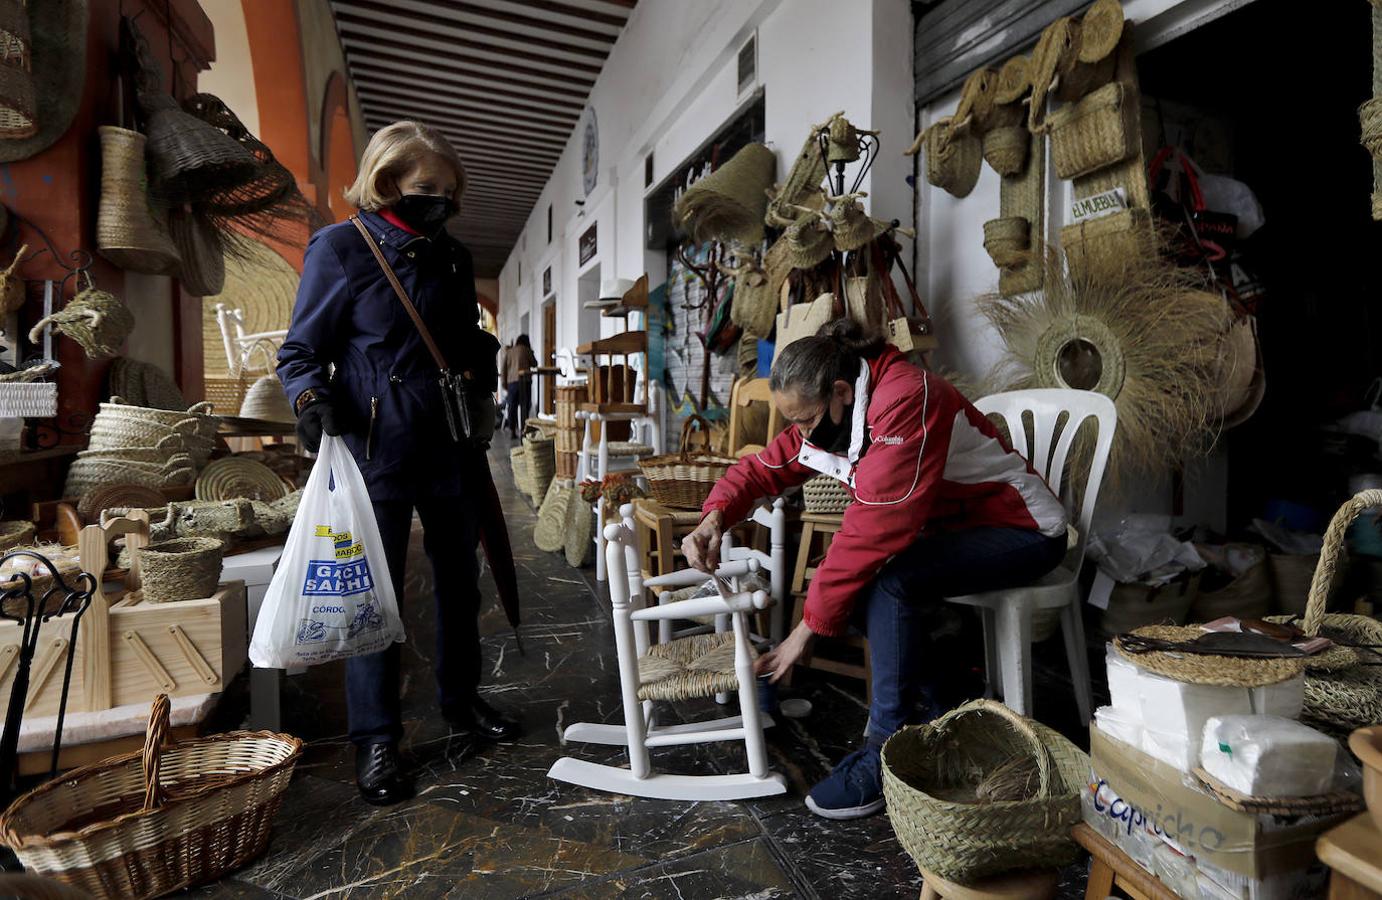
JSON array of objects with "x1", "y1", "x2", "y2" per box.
[{"x1": 980, "y1": 248, "x2": 1230, "y2": 487}]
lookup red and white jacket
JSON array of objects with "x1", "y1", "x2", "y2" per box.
[{"x1": 702, "y1": 346, "x2": 1068, "y2": 637}]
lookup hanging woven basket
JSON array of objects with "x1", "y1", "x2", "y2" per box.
[
  {"x1": 96, "y1": 126, "x2": 181, "y2": 276},
  {"x1": 168, "y1": 206, "x2": 226, "y2": 297},
  {"x1": 921, "y1": 117, "x2": 981, "y2": 199},
  {"x1": 27, "y1": 279, "x2": 135, "y2": 359}
]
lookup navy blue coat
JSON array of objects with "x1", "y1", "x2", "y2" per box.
[{"x1": 278, "y1": 209, "x2": 500, "y2": 501}]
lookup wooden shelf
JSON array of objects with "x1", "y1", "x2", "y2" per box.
[
  {"x1": 577, "y1": 331, "x2": 647, "y2": 356},
  {"x1": 217, "y1": 415, "x2": 297, "y2": 437}
]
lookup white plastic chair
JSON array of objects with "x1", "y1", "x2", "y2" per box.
[
  {"x1": 215, "y1": 304, "x2": 288, "y2": 378},
  {"x1": 945, "y1": 388, "x2": 1117, "y2": 725},
  {"x1": 548, "y1": 505, "x2": 787, "y2": 801}
]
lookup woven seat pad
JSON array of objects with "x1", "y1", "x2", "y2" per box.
[
  {"x1": 607, "y1": 441, "x2": 654, "y2": 458},
  {"x1": 1115, "y1": 625, "x2": 1307, "y2": 687},
  {"x1": 637, "y1": 632, "x2": 755, "y2": 702}
]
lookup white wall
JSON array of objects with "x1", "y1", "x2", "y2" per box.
[{"x1": 497, "y1": 0, "x2": 915, "y2": 369}]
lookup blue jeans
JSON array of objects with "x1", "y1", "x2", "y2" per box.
[
  {"x1": 346, "y1": 495, "x2": 482, "y2": 745},
  {"x1": 852, "y1": 527, "x2": 1067, "y2": 746}
]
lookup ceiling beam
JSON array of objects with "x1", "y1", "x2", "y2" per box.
[
  {"x1": 354, "y1": 86, "x2": 573, "y2": 134},
  {"x1": 333, "y1": 4, "x2": 608, "y2": 60},
  {"x1": 350, "y1": 59, "x2": 584, "y2": 115},
  {"x1": 505, "y1": 0, "x2": 631, "y2": 29},
  {"x1": 332, "y1": 15, "x2": 604, "y2": 76},
  {"x1": 339, "y1": 34, "x2": 596, "y2": 89},
  {"x1": 346, "y1": 46, "x2": 590, "y2": 101},
  {"x1": 357, "y1": 90, "x2": 572, "y2": 140}
]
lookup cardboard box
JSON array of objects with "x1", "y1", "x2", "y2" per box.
[{"x1": 1090, "y1": 727, "x2": 1348, "y2": 879}]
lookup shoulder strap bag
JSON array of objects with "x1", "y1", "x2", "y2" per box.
[{"x1": 349, "y1": 215, "x2": 496, "y2": 448}]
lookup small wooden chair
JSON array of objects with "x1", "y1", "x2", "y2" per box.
[
  {"x1": 548, "y1": 507, "x2": 787, "y2": 801},
  {"x1": 726, "y1": 377, "x2": 786, "y2": 458},
  {"x1": 787, "y1": 511, "x2": 871, "y2": 696}
]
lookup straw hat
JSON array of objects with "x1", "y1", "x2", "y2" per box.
[
  {"x1": 96, "y1": 126, "x2": 181, "y2": 276},
  {"x1": 829, "y1": 196, "x2": 889, "y2": 252},
  {"x1": 0, "y1": 0, "x2": 85, "y2": 163},
  {"x1": 239, "y1": 374, "x2": 294, "y2": 424},
  {"x1": 600, "y1": 278, "x2": 635, "y2": 301},
  {"x1": 674, "y1": 143, "x2": 776, "y2": 246},
  {"x1": 782, "y1": 211, "x2": 834, "y2": 270}
]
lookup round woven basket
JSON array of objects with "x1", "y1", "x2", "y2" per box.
[
  {"x1": 195, "y1": 457, "x2": 290, "y2": 503},
  {"x1": 238, "y1": 375, "x2": 294, "y2": 424},
  {"x1": 638, "y1": 416, "x2": 737, "y2": 510},
  {"x1": 803, "y1": 475, "x2": 851, "y2": 514},
  {"x1": 982, "y1": 217, "x2": 1031, "y2": 269},
  {"x1": 136, "y1": 536, "x2": 225, "y2": 603},
  {"x1": 982, "y1": 126, "x2": 1030, "y2": 177},
  {"x1": 96, "y1": 126, "x2": 181, "y2": 276},
  {"x1": 76, "y1": 484, "x2": 166, "y2": 524},
  {"x1": 1116, "y1": 624, "x2": 1307, "y2": 687},
  {"x1": 64, "y1": 457, "x2": 195, "y2": 500},
  {"x1": 882, "y1": 699, "x2": 1087, "y2": 883},
  {"x1": 0, "y1": 520, "x2": 35, "y2": 553}
]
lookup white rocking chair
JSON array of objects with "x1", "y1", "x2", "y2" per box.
[{"x1": 547, "y1": 506, "x2": 788, "y2": 801}]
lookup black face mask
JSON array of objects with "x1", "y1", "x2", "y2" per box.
[
  {"x1": 393, "y1": 193, "x2": 457, "y2": 235},
  {"x1": 807, "y1": 402, "x2": 853, "y2": 452}
]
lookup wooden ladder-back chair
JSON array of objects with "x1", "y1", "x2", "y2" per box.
[{"x1": 726, "y1": 377, "x2": 786, "y2": 459}]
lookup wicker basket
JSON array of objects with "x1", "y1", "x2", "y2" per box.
[
  {"x1": 924, "y1": 116, "x2": 982, "y2": 199},
  {"x1": 1049, "y1": 81, "x2": 1137, "y2": 180},
  {"x1": 982, "y1": 125, "x2": 1030, "y2": 176},
  {"x1": 534, "y1": 479, "x2": 574, "y2": 554},
  {"x1": 137, "y1": 536, "x2": 225, "y2": 603},
  {"x1": 0, "y1": 519, "x2": 35, "y2": 552},
  {"x1": 982, "y1": 217, "x2": 1031, "y2": 270},
  {"x1": 638, "y1": 416, "x2": 736, "y2": 510},
  {"x1": 882, "y1": 699, "x2": 1088, "y2": 883},
  {"x1": 0, "y1": 695, "x2": 301, "y2": 898},
  {"x1": 509, "y1": 445, "x2": 532, "y2": 499},
  {"x1": 1266, "y1": 490, "x2": 1382, "y2": 735},
  {"x1": 522, "y1": 423, "x2": 556, "y2": 503},
  {"x1": 195, "y1": 457, "x2": 290, "y2": 503},
  {"x1": 803, "y1": 475, "x2": 852, "y2": 514},
  {"x1": 1060, "y1": 207, "x2": 1154, "y2": 284},
  {"x1": 76, "y1": 484, "x2": 166, "y2": 524}
]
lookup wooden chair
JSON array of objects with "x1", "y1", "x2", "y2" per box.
[
  {"x1": 548, "y1": 506, "x2": 787, "y2": 801},
  {"x1": 787, "y1": 511, "x2": 872, "y2": 697},
  {"x1": 1072, "y1": 823, "x2": 1179, "y2": 900},
  {"x1": 726, "y1": 377, "x2": 786, "y2": 458},
  {"x1": 918, "y1": 865, "x2": 1060, "y2": 900}
]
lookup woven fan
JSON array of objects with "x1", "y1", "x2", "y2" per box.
[{"x1": 195, "y1": 456, "x2": 290, "y2": 503}]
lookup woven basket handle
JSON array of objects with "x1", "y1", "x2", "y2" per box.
[
  {"x1": 153, "y1": 433, "x2": 184, "y2": 452},
  {"x1": 1302, "y1": 489, "x2": 1382, "y2": 635},
  {"x1": 170, "y1": 417, "x2": 200, "y2": 436},
  {"x1": 140, "y1": 693, "x2": 172, "y2": 812},
  {"x1": 678, "y1": 414, "x2": 713, "y2": 460},
  {"x1": 186, "y1": 401, "x2": 215, "y2": 417},
  {"x1": 938, "y1": 699, "x2": 1055, "y2": 798}
]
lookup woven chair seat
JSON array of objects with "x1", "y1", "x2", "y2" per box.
[
  {"x1": 607, "y1": 441, "x2": 654, "y2": 458},
  {"x1": 637, "y1": 632, "x2": 754, "y2": 702}
]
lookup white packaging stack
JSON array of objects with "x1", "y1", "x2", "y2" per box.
[
  {"x1": 1249, "y1": 676, "x2": 1304, "y2": 719},
  {"x1": 1094, "y1": 705, "x2": 1143, "y2": 747},
  {"x1": 1106, "y1": 644, "x2": 1143, "y2": 709},
  {"x1": 1200, "y1": 715, "x2": 1337, "y2": 798},
  {"x1": 1138, "y1": 669, "x2": 1252, "y2": 773}
]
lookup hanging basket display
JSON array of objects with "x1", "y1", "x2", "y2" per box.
[{"x1": 96, "y1": 126, "x2": 181, "y2": 275}]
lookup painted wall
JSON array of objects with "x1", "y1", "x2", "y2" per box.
[{"x1": 496, "y1": 0, "x2": 915, "y2": 386}]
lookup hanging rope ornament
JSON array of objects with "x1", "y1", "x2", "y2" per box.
[{"x1": 1363, "y1": 1, "x2": 1382, "y2": 219}]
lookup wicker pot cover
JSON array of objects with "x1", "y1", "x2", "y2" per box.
[
  {"x1": 882, "y1": 699, "x2": 1088, "y2": 882},
  {"x1": 195, "y1": 457, "x2": 290, "y2": 503},
  {"x1": 0, "y1": 695, "x2": 301, "y2": 898}
]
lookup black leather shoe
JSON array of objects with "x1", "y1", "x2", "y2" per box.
[
  {"x1": 444, "y1": 696, "x2": 523, "y2": 741},
  {"x1": 355, "y1": 742, "x2": 413, "y2": 806}
]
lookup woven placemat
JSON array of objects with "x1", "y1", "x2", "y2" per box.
[
  {"x1": 1114, "y1": 625, "x2": 1308, "y2": 687},
  {"x1": 1192, "y1": 767, "x2": 1363, "y2": 817},
  {"x1": 195, "y1": 457, "x2": 290, "y2": 502}
]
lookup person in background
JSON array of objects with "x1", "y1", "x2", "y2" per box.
[
  {"x1": 682, "y1": 320, "x2": 1069, "y2": 820},
  {"x1": 278, "y1": 120, "x2": 521, "y2": 807},
  {"x1": 504, "y1": 334, "x2": 537, "y2": 438}
]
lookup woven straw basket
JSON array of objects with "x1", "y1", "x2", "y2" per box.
[
  {"x1": 882, "y1": 699, "x2": 1088, "y2": 882},
  {"x1": 534, "y1": 478, "x2": 574, "y2": 553},
  {"x1": 137, "y1": 536, "x2": 225, "y2": 603},
  {"x1": 982, "y1": 217, "x2": 1031, "y2": 270},
  {"x1": 803, "y1": 475, "x2": 851, "y2": 514},
  {"x1": 923, "y1": 117, "x2": 982, "y2": 199},
  {"x1": 1048, "y1": 81, "x2": 1138, "y2": 180},
  {"x1": 195, "y1": 457, "x2": 290, "y2": 503},
  {"x1": 638, "y1": 415, "x2": 736, "y2": 510},
  {"x1": 509, "y1": 445, "x2": 532, "y2": 499},
  {"x1": 0, "y1": 695, "x2": 301, "y2": 898},
  {"x1": 981, "y1": 126, "x2": 1029, "y2": 176},
  {"x1": 522, "y1": 423, "x2": 556, "y2": 504},
  {"x1": 96, "y1": 126, "x2": 181, "y2": 276},
  {"x1": 0, "y1": 519, "x2": 35, "y2": 552}
]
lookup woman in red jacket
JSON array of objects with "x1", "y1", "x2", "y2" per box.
[{"x1": 683, "y1": 320, "x2": 1069, "y2": 820}]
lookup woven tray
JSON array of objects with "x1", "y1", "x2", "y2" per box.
[
  {"x1": 1192, "y1": 767, "x2": 1364, "y2": 817},
  {"x1": 195, "y1": 457, "x2": 291, "y2": 503}
]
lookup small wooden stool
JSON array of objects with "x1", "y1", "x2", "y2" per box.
[
  {"x1": 1317, "y1": 813, "x2": 1382, "y2": 899},
  {"x1": 786, "y1": 512, "x2": 871, "y2": 696},
  {"x1": 918, "y1": 865, "x2": 1060, "y2": 900},
  {"x1": 1072, "y1": 823, "x2": 1179, "y2": 900}
]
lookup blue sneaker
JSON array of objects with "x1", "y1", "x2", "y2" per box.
[{"x1": 805, "y1": 745, "x2": 885, "y2": 819}]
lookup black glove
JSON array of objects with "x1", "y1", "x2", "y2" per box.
[{"x1": 296, "y1": 400, "x2": 340, "y2": 453}]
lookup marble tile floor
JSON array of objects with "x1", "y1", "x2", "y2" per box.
[{"x1": 181, "y1": 441, "x2": 1093, "y2": 900}]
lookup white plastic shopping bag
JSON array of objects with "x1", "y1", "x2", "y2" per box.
[{"x1": 249, "y1": 435, "x2": 405, "y2": 668}]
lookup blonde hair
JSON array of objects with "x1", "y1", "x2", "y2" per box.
[{"x1": 343, "y1": 120, "x2": 468, "y2": 211}]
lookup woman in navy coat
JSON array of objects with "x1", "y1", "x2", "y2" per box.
[{"x1": 278, "y1": 120, "x2": 519, "y2": 806}]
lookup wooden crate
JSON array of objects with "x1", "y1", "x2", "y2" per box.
[{"x1": 0, "y1": 511, "x2": 248, "y2": 717}]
